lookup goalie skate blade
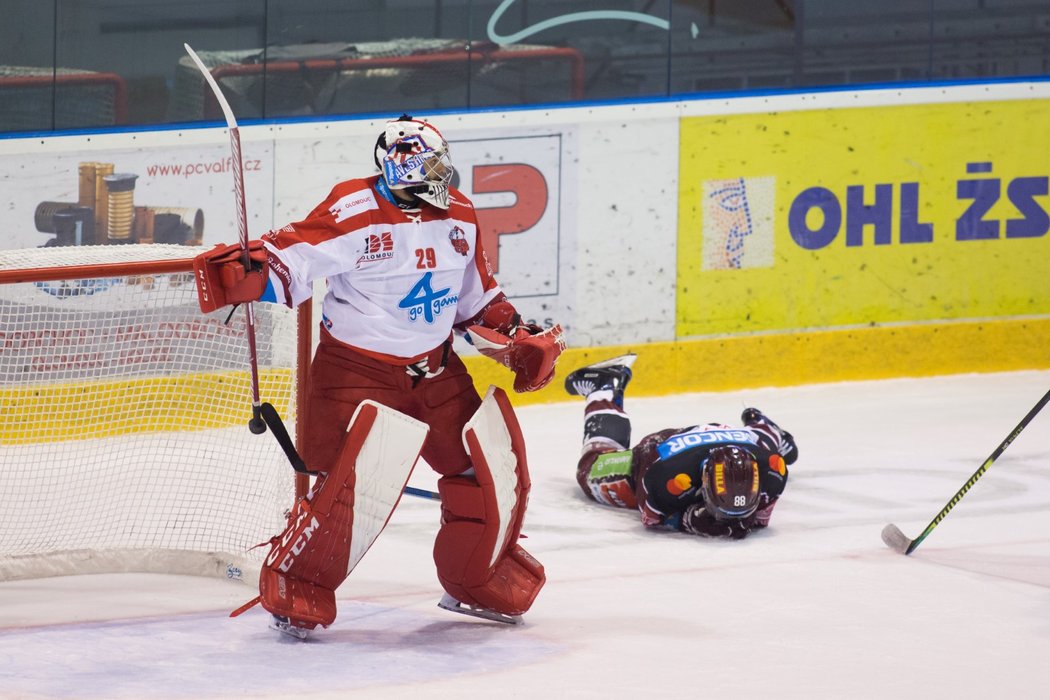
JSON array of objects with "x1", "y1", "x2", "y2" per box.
[
  {"x1": 269, "y1": 615, "x2": 312, "y2": 640},
  {"x1": 437, "y1": 594, "x2": 522, "y2": 625},
  {"x1": 583, "y1": 353, "x2": 637, "y2": 371},
  {"x1": 880, "y1": 523, "x2": 914, "y2": 555}
]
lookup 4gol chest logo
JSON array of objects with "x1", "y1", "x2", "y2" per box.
[{"x1": 399, "y1": 271, "x2": 458, "y2": 323}]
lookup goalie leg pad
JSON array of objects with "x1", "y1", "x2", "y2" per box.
[
  {"x1": 258, "y1": 509, "x2": 338, "y2": 631},
  {"x1": 257, "y1": 490, "x2": 346, "y2": 629},
  {"x1": 256, "y1": 401, "x2": 429, "y2": 628},
  {"x1": 433, "y1": 387, "x2": 545, "y2": 616},
  {"x1": 434, "y1": 479, "x2": 545, "y2": 616}
]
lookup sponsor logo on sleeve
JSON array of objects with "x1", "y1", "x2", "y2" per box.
[
  {"x1": 330, "y1": 190, "x2": 378, "y2": 223},
  {"x1": 266, "y1": 251, "x2": 293, "y2": 300}
]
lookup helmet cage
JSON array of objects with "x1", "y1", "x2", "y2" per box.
[{"x1": 700, "y1": 445, "x2": 761, "y2": 521}]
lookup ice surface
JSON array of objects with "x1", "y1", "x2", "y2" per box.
[{"x1": 2, "y1": 371, "x2": 1049, "y2": 699}]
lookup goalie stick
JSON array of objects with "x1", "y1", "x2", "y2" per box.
[
  {"x1": 257, "y1": 403, "x2": 438, "y2": 500},
  {"x1": 881, "y1": 385, "x2": 1050, "y2": 555},
  {"x1": 184, "y1": 43, "x2": 265, "y2": 435},
  {"x1": 184, "y1": 44, "x2": 442, "y2": 503}
]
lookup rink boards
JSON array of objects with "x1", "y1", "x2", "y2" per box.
[{"x1": 0, "y1": 80, "x2": 1047, "y2": 406}]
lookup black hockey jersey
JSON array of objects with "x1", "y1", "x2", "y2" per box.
[{"x1": 636, "y1": 423, "x2": 791, "y2": 527}]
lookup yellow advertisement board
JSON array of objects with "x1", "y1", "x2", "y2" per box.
[{"x1": 677, "y1": 99, "x2": 1050, "y2": 337}]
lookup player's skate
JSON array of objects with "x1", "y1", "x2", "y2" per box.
[
  {"x1": 437, "y1": 593, "x2": 523, "y2": 625},
  {"x1": 564, "y1": 353, "x2": 636, "y2": 405},
  {"x1": 269, "y1": 614, "x2": 312, "y2": 640}
]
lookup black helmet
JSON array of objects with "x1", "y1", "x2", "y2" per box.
[{"x1": 700, "y1": 445, "x2": 760, "y2": 520}]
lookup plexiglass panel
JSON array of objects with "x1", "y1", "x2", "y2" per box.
[{"x1": 2, "y1": 0, "x2": 1049, "y2": 134}]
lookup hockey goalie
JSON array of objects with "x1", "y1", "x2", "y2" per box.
[{"x1": 196, "y1": 115, "x2": 562, "y2": 638}]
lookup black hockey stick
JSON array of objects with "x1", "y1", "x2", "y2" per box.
[
  {"x1": 258, "y1": 402, "x2": 308, "y2": 474},
  {"x1": 184, "y1": 43, "x2": 266, "y2": 435},
  {"x1": 881, "y1": 386, "x2": 1050, "y2": 555},
  {"x1": 257, "y1": 402, "x2": 439, "y2": 500}
]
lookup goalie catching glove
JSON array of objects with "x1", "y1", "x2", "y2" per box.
[
  {"x1": 468, "y1": 317, "x2": 565, "y2": 393},
  {"x1": 193, "y1": 240, "x2": 269, "y2": 313}
]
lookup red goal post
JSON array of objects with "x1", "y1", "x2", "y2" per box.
[{"x1": 0, "y1": 244, "x2": 311, "y2": 583}]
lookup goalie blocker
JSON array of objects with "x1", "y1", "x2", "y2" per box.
[
  {"x1": 234, "y1": 387, "x2": 544, "y2": 634},
  {"x1": 192, "y1": 240, "x2": 270, "y2": 313}
]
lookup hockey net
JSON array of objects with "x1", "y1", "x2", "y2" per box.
[
  {"x1": 0, "y1": 244, "x2": 310, "y2": 583},
  {"x1": 0, "y1": 66, "x2": 128, "y2": 131}
]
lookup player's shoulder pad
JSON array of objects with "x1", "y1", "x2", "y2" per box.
[
  {"x1": 323, "y1": 177, "x2": 383, "y2": 224},
  {"x1": 329, "y1": 175, "x2": 376, "y2": 196}
]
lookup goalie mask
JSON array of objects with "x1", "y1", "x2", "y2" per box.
[
  {"x1": 699, "y1": 445, "x2": 760, "y2": 521},
  {"x1": 374, "y1": 115, "x2": 453, "y2": 209}
]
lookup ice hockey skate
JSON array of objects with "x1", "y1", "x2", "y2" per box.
[
  {"x1": 269, "y1": 614, "x2": 312, "y2": 640},
  {"x1": 437, "y1": 593, "x2": 523, "y2": 625},
  {"x1": 564, "y1": 353, "x2": 636, "y2": 403},
  {"x1": 742, "y1": 407, "x2": 791, "y2": 441}
]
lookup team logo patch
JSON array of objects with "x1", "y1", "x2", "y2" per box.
[
  {"x1": 357, "y1": 231, "x2": 394, "y2": 267},
  {"x1": 449, "y1": 226, "x2": 469, "y2": 256}
]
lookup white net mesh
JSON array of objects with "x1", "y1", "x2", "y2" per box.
[
  {"x1": 0, "y1": 243, "x2": 206, "y2": 271},
  {"x1": 0, "y1": 245, "x2": 303, "y2": 581}
]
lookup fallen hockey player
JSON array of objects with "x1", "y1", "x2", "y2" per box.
[{"x1": 564, "y1": 354, "x2": 798, "y2": 539}]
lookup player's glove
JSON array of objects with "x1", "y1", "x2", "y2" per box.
[
  {"x1": 463, "y1": 299, "x2": 566, "y2": 392},
  {"x1": 193, "y1": 240, "x2": 269, "y2": 313},
  {"x1": 680, "y1": 503, "x2": 752, "y2": 540},
  {"x1": 468, "y1": 322, "x2": 566, "y2": 393},
  {"x1": 742, "y1": 407, "x2": 799, "y2": 464}
]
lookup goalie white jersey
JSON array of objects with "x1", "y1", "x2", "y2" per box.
[{"x1": 260, "y1": 175, "x2": 503, "y2": 363}]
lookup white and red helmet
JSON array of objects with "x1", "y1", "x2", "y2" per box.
[{"x1": 373, "y1": 115, "x2": 453, "y2": 209}]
